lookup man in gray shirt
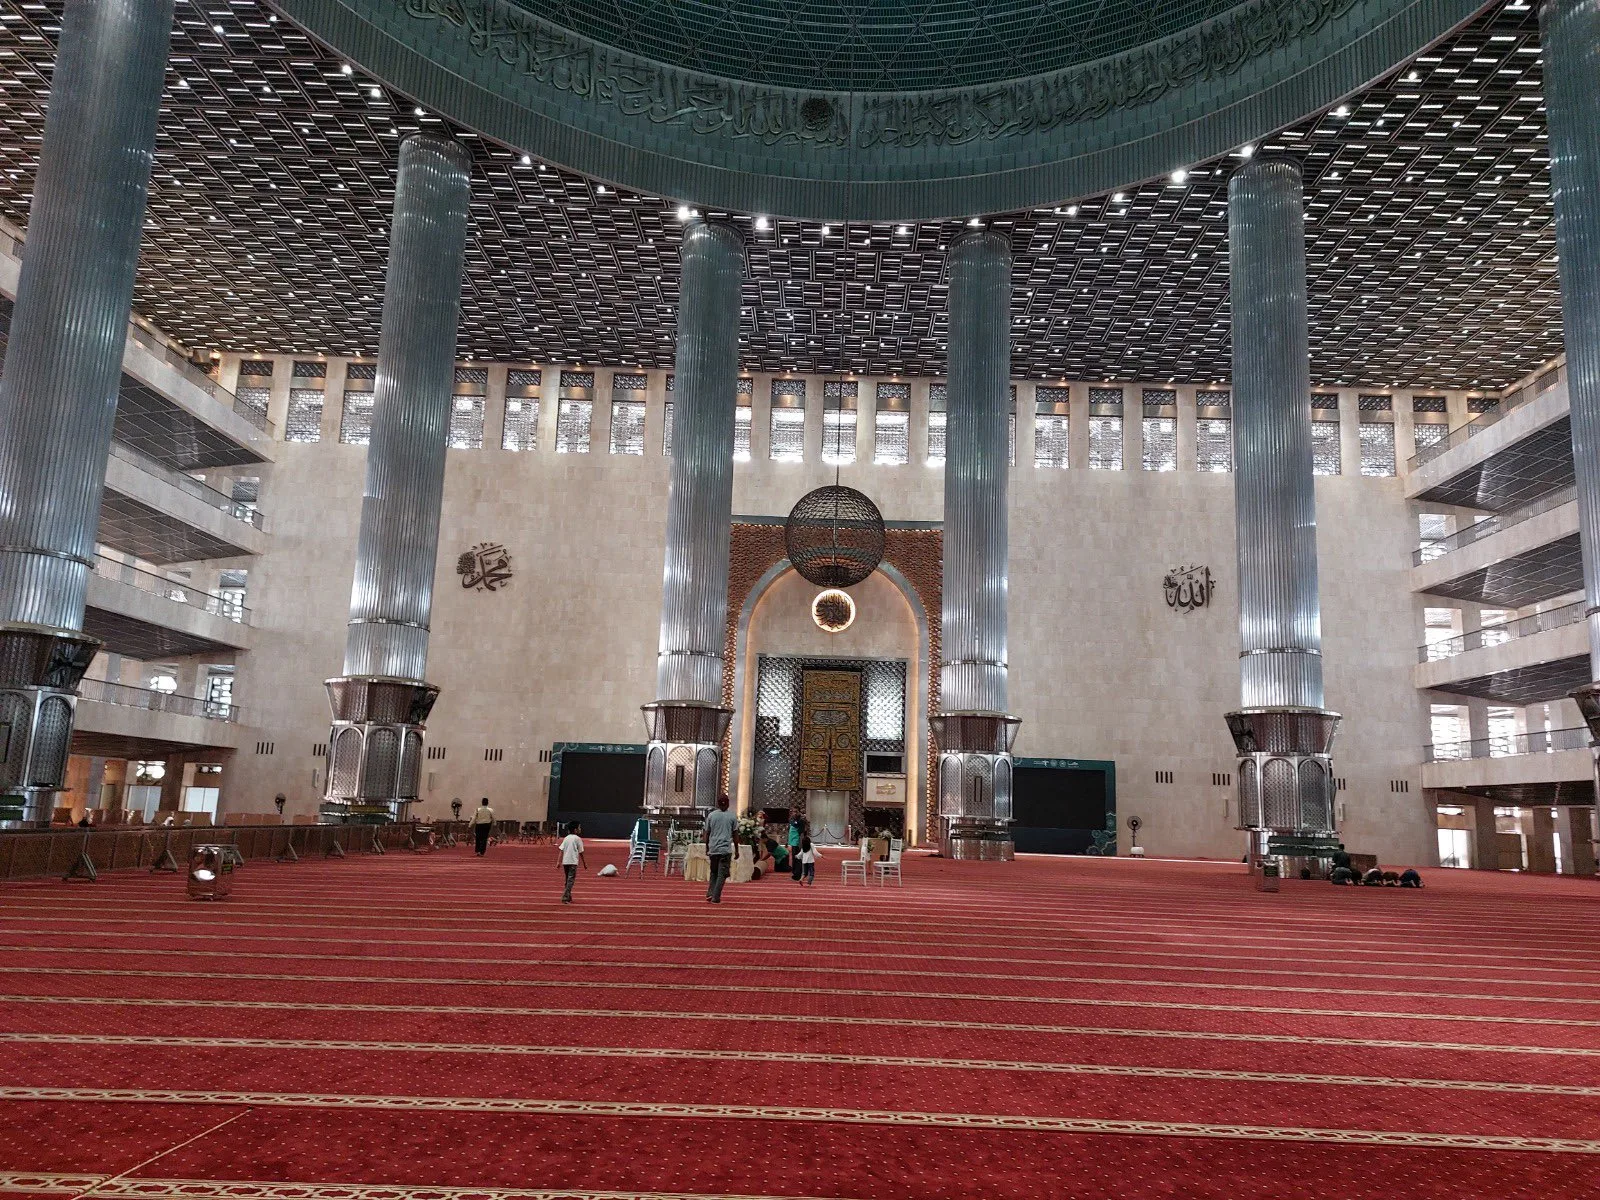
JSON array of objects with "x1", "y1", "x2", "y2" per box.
[{"x1": 703, "y1": 792, "x2": 737, "y2": 904}]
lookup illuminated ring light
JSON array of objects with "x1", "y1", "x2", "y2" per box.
[{"x1": 811, "y1": 588, "x2": 857, "y2": 634}]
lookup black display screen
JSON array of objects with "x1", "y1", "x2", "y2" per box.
[
  {"x1": 1011, "y1": 765, "x2": 1111, "y2": 854},
  {"x1": 553, "y1": 751, "x2": 647, "y2": 838}
]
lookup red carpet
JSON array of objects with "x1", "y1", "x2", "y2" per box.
[{"x1": 1, "y1": 846, "x2": 1597, "y2": 1199}]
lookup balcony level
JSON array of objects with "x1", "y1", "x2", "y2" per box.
[
  {"x1": 0, "y1": 226, "x2": 274, "y2": 470},
  {"x1": 85, "y1": 551, "x2": 252, "y2": 660},
  {"x1": 1406, "y1": 361, "x2": 1570, "y2": 512},
  {"x1": 100, "y1": 442, "x2": 268, "y2": 564},
  {"x1": 1413, "y1": 487, "x2": 1578, "y2": 608},
  {"x1": 1424, "y1": 725, "x2": 1594, "y2": 806},
  {"x1": 71, "y1": 679, "x2": 243, "y2": 761}
]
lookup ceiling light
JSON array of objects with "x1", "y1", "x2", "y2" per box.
[
  {"x1": 520, "y1": 154, "x2": 531, "y2": 165},
  {"x1": 1240, "y1": 144, "x2": 1256, "y2": 158},
  {"x1": 1170, "y1": 169, "x2": 1188, "y2": 184},
  {"x1": 755, "y1": 215, "x2": 770, "y2": 231},
  {"x1": 413, "y1": 107, "x2": 424, "y2": 117},
  {"x1": 896, "y1": 224, "x2": 909, "y2": 235},
  {"x1": 341, "y1": 64, "x2": 352, "y2": 75},
  {"x1": 966, "y1": 217, "x2": 983, "y2": 227},
  {"x1": 676, "y1": 205, "x2": 692, "y2": 222}
]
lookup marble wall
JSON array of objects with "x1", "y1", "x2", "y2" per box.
[{"x1": 221, "y1": 362, "x2": 1436, "y2": 864}]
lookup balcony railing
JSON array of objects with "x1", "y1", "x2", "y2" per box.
[
  {"x1": 1425, "y1": 725, "x2": 1591, "y2": 763},
  {"x1": 107, "y1": 441, "x2": 265, "y2": 530},
  {"x1": 127, "y1": 323, "x2": 275, "y2": 437},
  {"x1": 77, "y1": 677, "x2": 240, "y2": 723},
  {"x1": 1414, "y1": 485, "x2": 1577, "y2": 565},
  {"x1": 1408, "y1": 361, "x2": 1565, "y2": 470},
  {"x1": 1418, "y1": 599, "x2": 1586, "y2": 663},
  {"x1": 91, "y1": 551, "x2": 250, "y2": 625}
]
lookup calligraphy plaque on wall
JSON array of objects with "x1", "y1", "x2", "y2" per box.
[
  {"x1": 798, "y1": 668, "x2": 862, "y2": 792},
  {"x1": 1163, "y1": 564, "x2": 1214, "y2": 613},
  {"x1": 457, "y1": 542, "x2": 513, "y2": 592}
]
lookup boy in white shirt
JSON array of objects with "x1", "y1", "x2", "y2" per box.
[{"x1": 558, "y1": 822, "x2": 587, "y2": 904}]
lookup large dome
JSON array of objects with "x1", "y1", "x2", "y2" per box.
[
  {"x1": 273, "y1": 0, "x2": 1486, "y2": 219},
  {"x1": 505, "y1": 0, "x2": 1236, "y2": 92}
]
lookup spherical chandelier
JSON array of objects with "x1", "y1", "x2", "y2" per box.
[{"x1": 785, "y1": 484, "x2": 885, "y2": 588}]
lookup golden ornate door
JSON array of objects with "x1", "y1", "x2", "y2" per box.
[{"x1": 797, "y1": 669, "x2": 862, "y2": 791}]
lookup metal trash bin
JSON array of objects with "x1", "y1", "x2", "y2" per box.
[
  {"x1": 187, "y1": 843, "x2": 234, "y2": 900},
  {"x1": 1257, "y1": 859, "x2": 1281, "y2": 893},
  {"x1": 409, "y1": 824, "x2": 435, "y2": 853}
]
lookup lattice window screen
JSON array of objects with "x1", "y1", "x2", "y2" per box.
[
  {"x1": 927, "y1": 384, "x2": 946, "y2": 465},
  {"x1": 502, "y1": 398, "x2": 538, "y2": 451},
  {"x1": 339, "y1": 391, "x2": 372, "y2": 445},
  {"x1": 1196, "y1": 419, "x2": 1232, "y2": 472},
  {"x1": 874, "y1": 410, "x2": 908, "y2": 465},
  {"x1": 1413, "y1": 422, "x2": 1448, "y2": 454},
  {"x1": 449, "y1": 396, "x2": 484, "y2": 449},
  {"x1": 662, "y1": 401, "x2": 674, "y2": 456},
  {"x1": 1034, "y1": 414, "x2": 1068, "y2": 467},
  {"x1": 286, "y1": 389, "x2": 323, "y2": 443},
  {"x1": 1359, "y1": 422, "x2": 1396, "y2": 477},
  {"x1": 822, "y1": 411, "x2": 855, "y2": 464},
  {"x1": 770, "y1": 407, "x2": 804, "y2": 461},
  {"x1": 610, "y1": 400, "x2": 645, "y2": 454},
  {"x1": 1142, "y1": 417, "x2": 1176, "y2": 471},
  {"x1": 1088, "y1": 417, "x2": 1122, "y2": 470},
  {"x1": 733, "y1": 403, "x2": 753, "y2": 461},
  {"x1": 235, "y1": 386, "x2": 269, "y2": 426},
  {"x1": 556, "y1": 399, "x2": 592, "y2": 453},
  {"x1": 1311, "y1": 420, "x2": 1341, "y2": 476}
]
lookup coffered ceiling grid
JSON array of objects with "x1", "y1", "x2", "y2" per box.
[{"x1": 0, "y1": 0, "x2": 1564, "y2": 388}]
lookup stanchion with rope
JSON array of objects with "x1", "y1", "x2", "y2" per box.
[
  {"x1": 63, "y1": 832, "x2": 97, "y2": 883},
  {"x1": 149, "y1": 831, "x2": 180, "y2": 873}
]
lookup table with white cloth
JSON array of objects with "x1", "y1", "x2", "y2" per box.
[
  {"x1": 683, "y1": 843, "x2": 710, "y2": 883},
  {"x1": 730, "y1": 844, "x2": 754, "y2": 883}
]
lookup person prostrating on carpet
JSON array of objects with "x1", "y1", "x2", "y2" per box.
[
  {"x1": 470, "y1": 797, "x2": 495, "y2": 856},
  {"x1": 558, "y1": 821, "x2": 587, "y2": 903}
]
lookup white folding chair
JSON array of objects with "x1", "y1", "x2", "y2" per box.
[
  {"x1": 874, "y1": 838, "x2": 903, "y2": 886},
  {"x1": 841, "y1": 837, "x2": 869, "y2": 885}
]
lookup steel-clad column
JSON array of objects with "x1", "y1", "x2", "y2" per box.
[
  {"x1": 641, "y1": 221, "x2": 743, "y2": 820},
  {"x1": 0, "y1": 0, "x2": 173, "y2": 828},
  {"x1": 1225, "y1": 159, "x2": 1341, "y2": 863},
  {"x1": 322, "y1": 134, "x2": 471, "y2": 823},
  {"x1": 1543, "y1": 3, "x2": 1600, "y2": 805},
  {"x1": 932, "y1": 229, "x2": 1020, "y2": 861}
]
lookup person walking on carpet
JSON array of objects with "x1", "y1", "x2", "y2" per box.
[
  {"x1": 470, "y1": 797, "x2": 495, "y2": 856},
  {"x1": 558, "y1": 821, "x2": 587, "y2": 903},
  {"x1": 800, "y1": 835, "x2": 819, "y2": 886},
  {"x1": 788, "y1": 810, "x2": 806, "y2": 882},
  {"x1": 704, "y1": 793, "x2": 737, "y2": 904}
]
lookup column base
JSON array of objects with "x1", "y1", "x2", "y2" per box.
[
  {"x1": 932, "y1": 711, "x2": 1021, "y2": 861},
  {"x1": 0, "y1": 625, "x2": 100, "y2": 829},
  {"x1": 1226, "y1": 706, "x2": 1341, "y2": 837},
  {"x1": 641, "y1": 701, "x2": 733, "y2": 822},
  {"x1": 322, "y1": 676, "x2": 440, "y2": 823}
]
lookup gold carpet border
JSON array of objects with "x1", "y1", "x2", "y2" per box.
[
  {"x1": 3, "y1": 991, "x2": 1585, "y2": 1059},
  {"x1": 2, "y1": 950, "x2": 1590, "y2": 1028},
  {"x1": 6, "y1": 1031, "x2": 1593, "y2": 1097},
  {"x1": 6, "y1": 908, "x2": 1587, "y2": 979},
  {"x1": 12, "y1": 919, "x2": 1594, "y2": 985},
  {"x1": 2, "y1": 1088, "x2": 1596, "y2": 1156},
  {"x1": 0, "y1": 1175, "x2": 841, "y2": 1200}
]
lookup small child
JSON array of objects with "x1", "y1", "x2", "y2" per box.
[
  {"x1": 800, "y1": 836, "x2": 819, "y2": 886},
  {"x1": 558, "y1": 821, "x2": 587, "y2": 903}
]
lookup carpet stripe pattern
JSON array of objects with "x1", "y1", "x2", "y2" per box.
[{"x1": 2, "y1": 846, "x2": 1597, "y2": 1197}]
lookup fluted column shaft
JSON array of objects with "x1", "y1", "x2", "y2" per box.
[
  {"x1": 343, "y1": 134, "x2": 472, "y2": 680},
  {"x1": 655, "y1": 221, "x2": 742, "y2": 703},
  {"x1": 941, "y1": 230, "x2": 1012, "y2": 713},
  {"x1": 0, "y1": 0, "x2": 172, "y2": 633},
  {"x1": 1229, "y1": 160, "x2": 1325, "y2": 709},
  {"x1": 1543, "y1": 0, "x2": 1600, "y2": 674}
]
